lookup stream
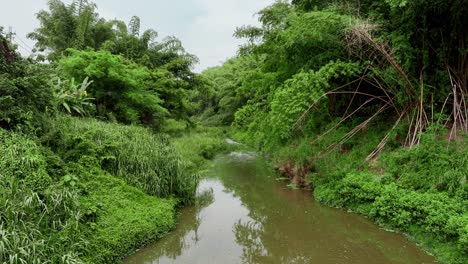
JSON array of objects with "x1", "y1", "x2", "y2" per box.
[{"x1": 123, "y1": 153, "x2": 436, "y2": 264}]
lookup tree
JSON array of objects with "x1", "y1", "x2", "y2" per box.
[
  {"x1": 58, "y1": 49, "x2": 168, "y2": 127},
  {"x1": 28, "y1": 0, "x2": 113, "y2": 61},
  {"x1": 0, "y1": 34, "x2": 53, "y2": 129}
]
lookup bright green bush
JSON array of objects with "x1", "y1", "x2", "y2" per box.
[
  {"x1": 58, "y1": 49, "x2": 168, "y2": 127},
  {"x1": 371, "y1": 184, "x2": 467, "y2": 263},
  {"x1": 0, "y1": 122, "x2": 186, "y2": 263},
  {"x1": 372, "y1": 184, "x2": 466, "y2": 234},
  {"x1": 269, "y1": 61, "x2": 361, "y2": 141},
  {"x1": 315, "y1": 173, "x2": 376, "y2": 212},
  {"x1": 52, "y1": 77, "x2": 95, "y2": 117}
]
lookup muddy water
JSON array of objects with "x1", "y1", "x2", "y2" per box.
[{"x1": 123, "y1": 154, "x2": 436, "y2": 264}]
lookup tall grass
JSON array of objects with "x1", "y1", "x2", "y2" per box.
[
  {"x1": 42, "y1": 116, "x2": 199, "y2": 203},
  {"x1": 0, "y1": 130, "x2": 83, "y2": 264},
  {"x1": 172, "y1": 126, "x2": 229, "y2": 172}
]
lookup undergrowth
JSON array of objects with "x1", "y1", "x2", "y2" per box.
[
  {"x1": 0, "y1": 116, "x2": 206, "y2": 263},
  {"x1": 0, "y1": 130, "x2": 83, "y2": 263},
  {"x1": 171, "y1": 126, "x2": 230, "y2": 173},
  {"x1": 41, "y1": 116, "x2": 198, "y2": 203}
]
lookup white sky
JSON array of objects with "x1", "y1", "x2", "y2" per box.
[{"x1": 0, "y1": 0, "x2": 273, "y2": 72}]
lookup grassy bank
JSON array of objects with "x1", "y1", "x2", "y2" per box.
[
  {"x1": 171, "y1": 126, "x2": 231, "y2": 173},
  {"x1": 1, "y1": 116, "x2": 220, "y2": 263},
  {"x1": 241, "y1": 125, "x2": 467, "y2": 264}
]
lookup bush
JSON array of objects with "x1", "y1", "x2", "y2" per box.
[
  {"x1": 0, "y1": 58, "x2": 53, "y2": 130},
  {"x1": 381, "y1": 131, "x2": 468, "y2": 198},
  {"x1": 372, "y1": 184, "x2": 465, "y2": 234},
  {"x1": 0, "y1": 121, "x2": 186, "y2": 263},
  {"x1": 314, "y1": 172, "x2": 382, "y2": 213},
  {"x1": 58, "y1": 49, "x2": 168, "y2": 128},
  {"x1": 372, "y1": 184, "x2": 467, "y2": 263}
]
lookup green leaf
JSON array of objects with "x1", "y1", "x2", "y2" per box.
[{"x1": 62, "y1": 102, "x2": 71, "y2": 113}]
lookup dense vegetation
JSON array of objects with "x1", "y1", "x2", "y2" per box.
[
  {"x1": 197, "y1": 1, "x2": 467, "y2": 263},
  {"x1": 1, "y1": 0, "x2": 466, "y2": 263},
  {"x1": 0, "y1": 1, "x2": 222, "y2": 263}
]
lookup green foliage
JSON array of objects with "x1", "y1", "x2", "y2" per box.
[
  {"x1": 0, "y1": 130, "x2": 83, "y2": 264},
  {"x1": 203, "y1": 0, "x2": 468, "y2": 154},
  {"x1": 385, "y1": 0, "x2": 408, "y2": 8},
  {"x1": 52, "y1": 77, "x2": 95, "y2": 116},
  {"x1": 160, "y1": 118, "x2": 190, "y2": 134},
  {"x1": 58, "y1": 49, "x2": 168, "y2": 127},
  {"x1": 381, "y1": 130, "x2": 468, "y2": 198},
  {"x1": 260, "y1": 119, "x2": 467, "y2": 262},
  {"x1": 382, "y1": 0, "x2": 468, "y2": 91},
  {"x1": 42, "y1": 116, "x2": 198, "y2": 203},
  {"x1": 372, "y1": 184, "x2": 467, "y2": 264},
  {"x1": 172, "y1": 127, "x2": 229, "y2": 173},
  {"x1": 314, "y1": 171, "x2": 468, "y2": 264},
  {"x1": 29, "y1": 0, "x2": 200, "y2": 124},
  {"x1": 316, "y1": 172, "x2": 382, "y2": 209},
  {"x1": 203, "y1": 7, "x2": 363, "y2": 149},
  {"x1": 269, "y1": 61, "x2": 361, "y2": 140},
  {"x1": 0, "y1": 58, "x2": 53, "y2": 130},
  {"x1": 0, "y1": 118, "x2": 194, "y2": 263},
  {"x1": 0, "y1": 124, "x2": 186, "y2": 263},
  {"x1": 149, "y1": 65, "x2": 200, "y2": 122},
  {"x1": 28, "y1": 0, "x2": 113, "y2": 61},
  {"x1": 271, "y1": 10, "x2": 354, "y2": 74},
  {"x1": 307, "y1": 129, "x2": 468, "y2": 264},
  {"x1": 76, "y1": 163, "x2": 177, "y2": 263},
  {"x1": 1, "y1": 0, "x2": 466, "y2": 262},
  {"x1": 197, "y1": 56, "x2": 267, "y2": 126}
]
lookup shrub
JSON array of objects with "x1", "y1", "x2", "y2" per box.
[
  {"x1": 58, "y1": 49, "x2": 168, "y2": 127},
  {"x1": 381, "y1": 131, "x2": 468, "y2": 198},
  {"x1": 314, "y1": 166, "x2": 468, "y2": 263},
  {"x1": 52, "y1": 77, "x2": 95, "y2": 117},
  {"x1": 269, "y1": 61, "x2": 361, "y2": 141},
  {"x1": 74, "y1": 162, "x2": 177, "y2": 264},
  {"x1": 0, "y1": 58, "x2": 53, "y2": 130},
  {"x1": 314, "y1": 172, "x2": 382, "y2": 212},
  {"x1": 371, "y1": 184, "x2": 467, "y2": 263}
]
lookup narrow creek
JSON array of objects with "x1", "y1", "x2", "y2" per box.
[{"x1": 123, "y1": 153, "x2": 436, "y2": 264}]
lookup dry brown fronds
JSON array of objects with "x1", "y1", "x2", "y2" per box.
[
  {"x1": 448, "y1": 68, "x2": 468, "y2": 140},
  {"x1": 294, "y1": 21, "x2": 464, "y2": 164},
  {"x1": 346, "y1": 20, "x2": 415, "y2": 97}
]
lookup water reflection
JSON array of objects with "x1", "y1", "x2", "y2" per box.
[{"x1": 123, "y1": 154, "x2": 436, "y2": 264}]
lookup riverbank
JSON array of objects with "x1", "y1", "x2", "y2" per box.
[
  {"x1": 5, "y1": 116, "x2": 461, "y2": 263},
  {"x1": 235, "y1": 126, "x2": 467, "y2": 264},
  {"x1": 0, "y1": 116, "x2": 230, "y2": 263},
  {"x1": 111, "y1": 125, "x2": 232, "y2": 262}
]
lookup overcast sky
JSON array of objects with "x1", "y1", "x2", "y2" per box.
[{"x1": 0, "y1": 0, "x2": 273, "y2": 72}]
